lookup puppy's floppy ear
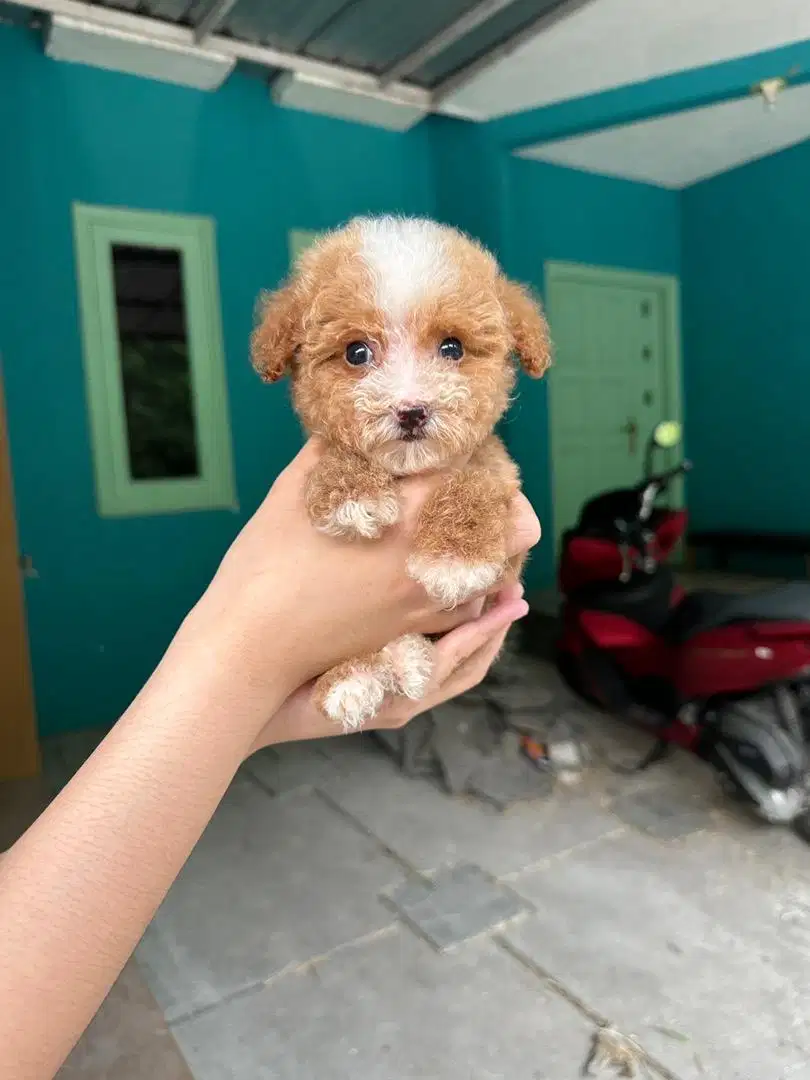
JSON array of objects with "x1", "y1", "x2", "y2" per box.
[
  {"x1": 250, "y1": 282, "x2": 303, "y2": 383},
  {"x1": 499, "y1": 278, "x2": 552, "y2": 378}
]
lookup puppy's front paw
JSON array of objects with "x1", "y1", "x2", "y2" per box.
[
  {"x1": 385, "y1": 634, "x2": 434, "y2": 699},
  {"x1": 317, "y1": 493, "x2": 400, "y2": 540},
  {"x1": 318, "y1": 668, "x2": 389, "y2": 731},
  {"x1": 407, "y1": 555, "x2": 503, "y2": 608}
]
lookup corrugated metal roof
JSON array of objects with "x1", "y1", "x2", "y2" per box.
[
  {"x1": 411, "y1": 0, "x2": 568, "y2": 86},
  {"x1": 299, "y1": 0, "x2": 481, "y2": 74},
  {"x1": 148, "y1": 0, "x2": 196, "y2": 21},
  {"x1": 225, "y1": 0, "x2": 351, "y2": 51},
  {"x1": 0, "y1": 0, "x2": 36, "y2": 22},
  {"x1": 18, "y1": 0, "x2": 578, "y2": 97}
]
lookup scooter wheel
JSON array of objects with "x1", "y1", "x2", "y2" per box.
[
  {"x1": 792, "y1": 807, "x2": 810, "y2": 844},
  {"x1": 707, "y1": 696, "x2": 807, "y2": 824}
]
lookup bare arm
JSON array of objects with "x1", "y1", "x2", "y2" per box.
[
  {"x1": 0, "y1": 619, "x2": 291, "y2": 1080},
  {"x1": 0, "y1": 441, "x2": 539, "y2": 1080}
]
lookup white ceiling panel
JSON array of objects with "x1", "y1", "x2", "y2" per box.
[
  {"x1": 518, "y1": 80, "x2": 810, "y2": 187},
  {"x1": 45, "y1": 12, "x2": 234, "y2": 89},
  {"x1": 447, "y1": 0, "x2": 810, "y2": 120},
  {"x1": 272, "y1": 71, "x2": 427, "y2": 130}
]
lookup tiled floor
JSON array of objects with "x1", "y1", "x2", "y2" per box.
[{"x1": 31, "y1": 647, "x2": 810, "y2": 1080}]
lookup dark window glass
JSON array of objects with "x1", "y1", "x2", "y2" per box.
[{"x1": 112, "y1": 244, "x2": 200, "y2": 481}]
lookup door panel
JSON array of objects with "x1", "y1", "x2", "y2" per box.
[
  {"x1": 0, "y1": 367, "x2": 39, "y2": 780},
  {"x1": 548, "y1": 267, "x2": 677, "y2": 555}
]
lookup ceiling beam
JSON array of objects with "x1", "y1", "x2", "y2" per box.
[
  {"x1": 192, "y1": 0, "x2": 240, "y2": 43},
  {"x1": 4, "y1": 0, "x2": 467, "y2": 113},
  {"x1": 432, "y1": 0, "x2": 600, "y2": 104},
  {"x1": 378, "y1": 0, "x2": 518, "y2": 88}
]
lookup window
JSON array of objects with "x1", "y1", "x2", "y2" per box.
[{"x1": 73, "y1": 205, "x2": 235, "y2": 517}]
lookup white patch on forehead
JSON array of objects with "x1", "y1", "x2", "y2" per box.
[{"x1": 357, "y1": 217, "x2": 456, "y2": 320}]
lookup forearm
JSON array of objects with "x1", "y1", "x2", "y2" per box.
[{"x1": 0, "y1": 609, "x2": 290, "y2": 1080}]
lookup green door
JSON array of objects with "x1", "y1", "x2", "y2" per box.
[{"x1": 547, "y1": 264, "x2": 681, "y2": 556}]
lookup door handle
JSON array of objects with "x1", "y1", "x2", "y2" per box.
[{"x1": 620, "y1": 417, "x2": 639, "y2": 454}]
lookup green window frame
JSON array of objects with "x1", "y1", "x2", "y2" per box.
[{"x1": 73, "y1": 203, "x2": 236, "y2": 517}]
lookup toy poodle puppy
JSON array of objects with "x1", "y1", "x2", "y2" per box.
[{"x1": 252, "y1": 216, "x2": 550, "y2": 731}]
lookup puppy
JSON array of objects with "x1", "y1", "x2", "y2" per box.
[{"x1": 252, "y1": 216, "x2": 550, "y2": 731}]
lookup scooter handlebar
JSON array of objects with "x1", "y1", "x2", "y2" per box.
[
  {"x1": 638, "y1": 460, "x2": 692, "y2": 518},
  {"x1": 643, "y1": 459, "x2": 692, "y2": 493},
  {"x1": 613, "y1": 460, "x2": 692, "y2": 571}
]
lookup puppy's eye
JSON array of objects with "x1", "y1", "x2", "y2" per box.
[
  {"x1": 439, "y1": 337, "x2": 463, "y2": 361},
  {"x1": 345, "y1": 341, "x2": 373, "y2": 367}
]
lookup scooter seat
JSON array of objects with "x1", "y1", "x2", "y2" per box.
[{"x1": 665, "y1": 582, "x2": 810, "y2": 643}]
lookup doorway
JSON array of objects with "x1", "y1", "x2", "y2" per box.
[
  {"x1": 545, "y1": 262, "x2": 682, "y2": 556},
  {"x1": 0, "y1": 364, "x2": 39, "y2": 780}
]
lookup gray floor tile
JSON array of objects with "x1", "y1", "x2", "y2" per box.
[
  {"x1": 610, "y1": 784, "x2": 712, "y2": 839},
  {"x1": 172, "y1": 928, "x2": 594, "y2": 1080},
  {"x1": 644, "y1": 827, "x2": 810, "y2": 998},
  {"x1": 503, "y1": 829, "x2": 810, "y2": 1080},
  {"x1": 711, "y1": 799, "x2": 810, "y2": 877},
  {"x1": 467, "y1": 750, "x2": 556, "y2": 809},
  {"x1": 58, "y1": 960, "x2": 193, "y2": 1079},
  {"x1": 241, "y1": 741, "x2": 335, "y2": 794},
  {"x1": 136, "y1": 778, "x2": 403, "y2": 1022},
  {"x1": 321, "y1": 746, "x2": 621, "y2": 877},
  {"x1": 387, "y1": 863, "x2": 531, "y2": 950}
]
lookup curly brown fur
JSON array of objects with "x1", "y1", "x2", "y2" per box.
[
  {"x1": 314, "y1": 634, "x2": 435, "y2": 732},
  {"x1": 306, "y1": 446, "x2": 398, "y2": 539},
  {"x1": 252, "y1": 216, "x2": 550, "y2": 729}
]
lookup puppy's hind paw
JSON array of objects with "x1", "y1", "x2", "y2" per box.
[
  {"x1": 318, "y1": 669, "x2": 388, "y2": 732},
  {"x1": 385, "y1": 634, "x2": 434, "y2": 700},
  {"x1": 407, "y1": 555, "x2": 503, "y2": 608}
]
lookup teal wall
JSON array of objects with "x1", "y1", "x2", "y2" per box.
[
  {"x1": 0, "y1": 23, "x2": 681, "y2": 734},
  {"x1": 501, "y1": 157, "x2": 681, "y2": 585},
  {"x1": 426, "y1": 118, "x2": 682, "y2": 586},
  {"x1": 428, "y1": 118, "x2": 506, "y2": 252},
  {"x1": 682, "y1": 138, "x2": 810, "y2": 553},
  {"x1": 0, "y1": 25, "x2": 435, "y2": 735}
]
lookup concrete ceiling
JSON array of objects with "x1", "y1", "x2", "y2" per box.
[
  {"x1": 448, "y1": 0, "x2": 810, "y2": 119},
  {"x1": 518, "y1": 79, "x2": 810, "y2": 188}
]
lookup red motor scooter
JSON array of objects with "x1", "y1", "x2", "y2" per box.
[{"x1": 557, "y1": 421, "x2": 810, "y2": 826}]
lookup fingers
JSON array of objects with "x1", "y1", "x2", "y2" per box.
[
  {"x1": 506, "y1": 492, "x2": 541, "y2": 559},
  {"x1": 418, "y1": 581, "x2": 524, "y2": 636},
  {"x1": 419, "y1": 595, "x2": 486, "y2": 636},
  {"x1": 430, "y1": 586, "x2": 528, "y2": 681},
  {"x1": 454, "y1": 626, "x2": 511, "y2": 686}
]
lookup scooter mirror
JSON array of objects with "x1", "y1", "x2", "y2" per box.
[{"x1": 652, "y1": 421, "x2": 682, "y2": 449}]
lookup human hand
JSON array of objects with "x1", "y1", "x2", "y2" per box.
[
  {"x1": 176, "y1": 439, "x2": 540, "y2": 732},
  {"x1": 250, "y1": 582, "x2": 527, "y2": 751}
]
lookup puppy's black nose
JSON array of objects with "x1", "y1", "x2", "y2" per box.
[{"x1": 396, "y1": 404, "x2": 429, "y2": 433}]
